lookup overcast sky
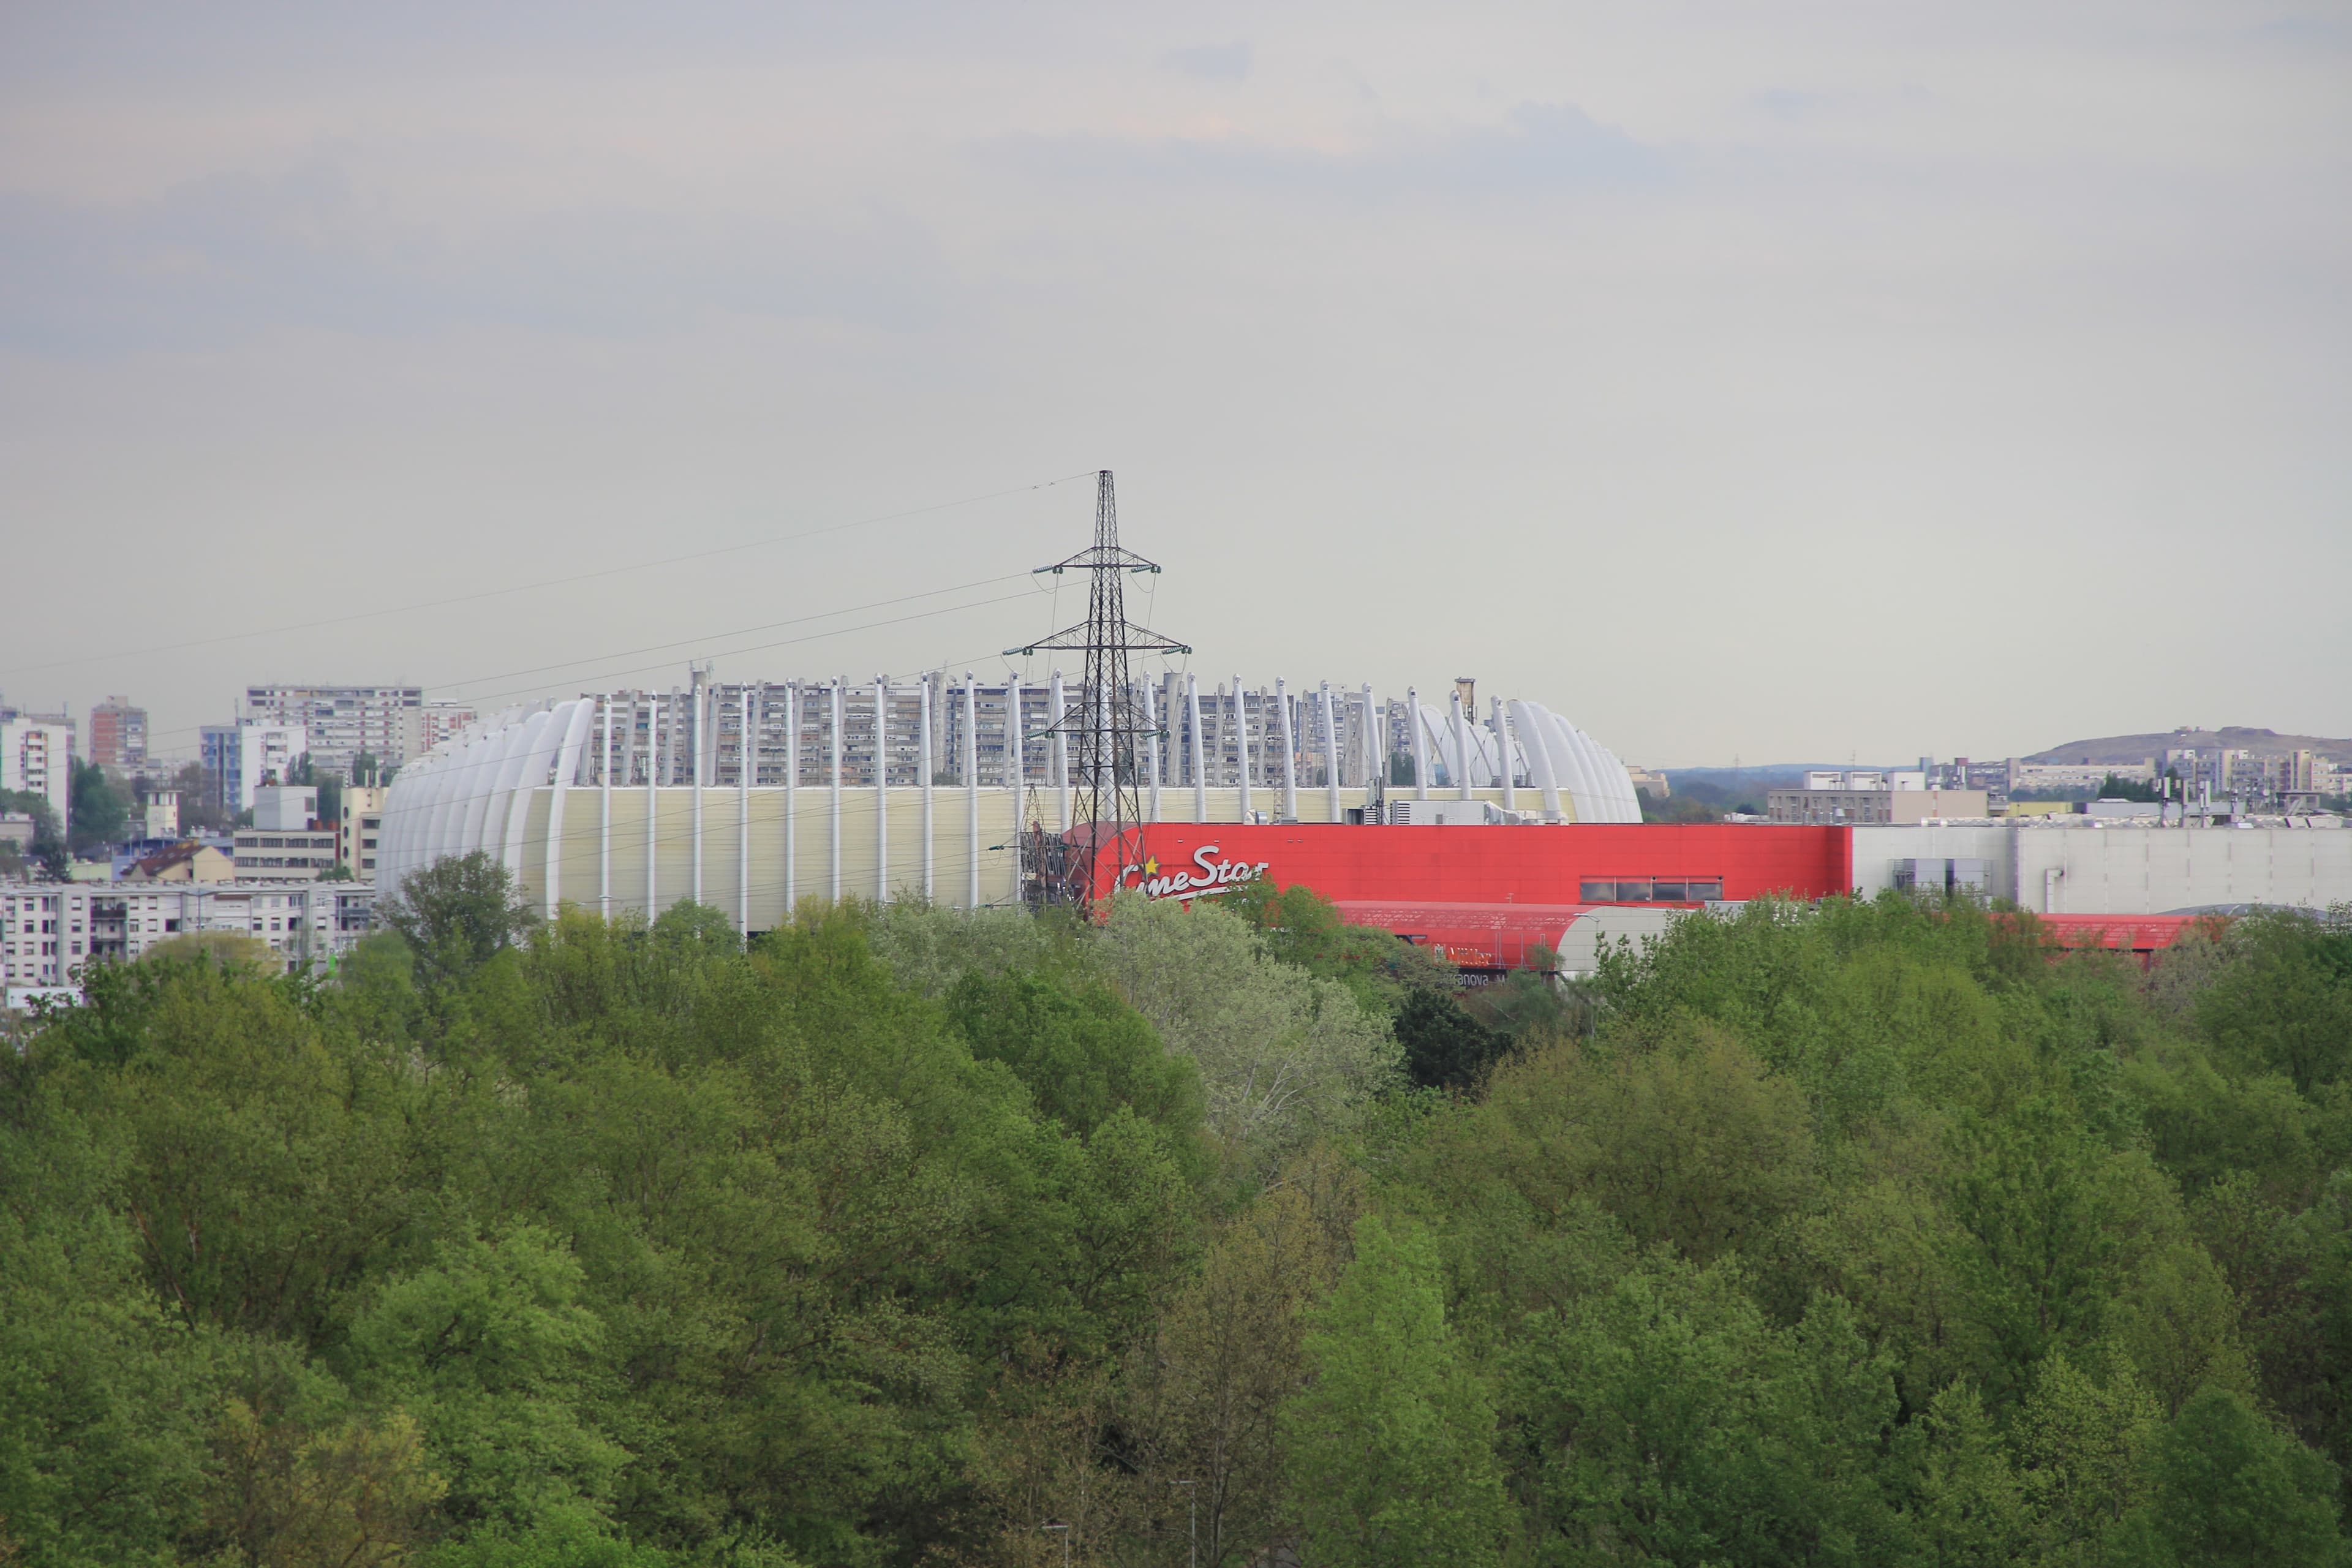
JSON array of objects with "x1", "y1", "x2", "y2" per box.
[{"x1": 2, "y1": 1, "x2": 2345, "y2": 768}]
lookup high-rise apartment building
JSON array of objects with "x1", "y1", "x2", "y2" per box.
[
  {"x1": 0, "y1": 720, "x2": 75, "y2": 829},
  {"x1": 201, "y1": 722, "x2": 308, "y2": 815},
  {"x1": 88, "y1": 696, "x2": 148, "y2": 770},
  {"x1": 396, "y1": 701, "x2": 477, "y2": 767},
  {"x1": 242, "y1": 685, "x2": 423, "y2": 777}
]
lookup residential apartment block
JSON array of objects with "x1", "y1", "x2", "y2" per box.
[
  {"x1": 341, "y1": 785, "x2": 388, "y2": 877},
  {"x1": 398, "y1": 701, "x2": 476, "y2": 766},
  {"x1": 1769, "y1": 772, "x2": 1991, "y2": 826},
  {"x1": 0, "y1": 719, "x2": 75, "y2": 827},
  {"x1": 88, "y1": 696, "x2": 148, "y2": 770},
  {"x1": 243, "y1": 685, "x2": 423, "y2": 775},
  {"x1": 2007, "y1": 760, "x2": 2158, "y2": 794},
  {"x1": 200, "y1": 722, "x2": 308, "y2": 814},
  {"x1": 1, "y1": 881, "x2": 377, "y2": 987},
  {"x1": 230, "y1": 826, "x2": 342, "y2": 881}
]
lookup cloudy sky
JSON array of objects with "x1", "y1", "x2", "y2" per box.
[{"x1": 2, "y1": 1, "x2": 2345, "y2": 767}]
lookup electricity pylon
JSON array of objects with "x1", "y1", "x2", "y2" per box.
[{"x1": 1005, "y1": 470, "x2": 1189, "y2": 903}]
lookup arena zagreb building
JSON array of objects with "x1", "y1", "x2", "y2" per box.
[{"x1": 374, "y1": 669, "x2": 1646, "y2": 931}]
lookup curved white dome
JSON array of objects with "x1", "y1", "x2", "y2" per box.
[
  {"x1": 377, "y1": 679, "x2": 1649, "y2": 919},
  {"x1": 380, "y1": 699, "x2": 594, "y2": 896},
  {"x1": 1407, "y1": 696, "x2": 1641, "y2": 823}
]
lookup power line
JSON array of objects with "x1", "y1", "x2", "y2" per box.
[
  {"x1": 360, "y1": 646, "x2": 1152, "y2": 870},
  {"x1": 137, "y1": 581, "x2": 1047, "y2": 752},
  {"x1": 438, "y1": 592, "x2": 1047, "y2": 716},
  {"x1": 0, "y1": 470, "x2": 1095, "y2": 682},
  {"x1": 432, "y1": 573, "x2": 1035, "y2": 698}
]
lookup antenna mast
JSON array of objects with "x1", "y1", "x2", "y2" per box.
[{"x1": 1006, "y1": 470, "x2": 1189, "y2": 903}]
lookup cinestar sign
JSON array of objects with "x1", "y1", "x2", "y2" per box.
[{"x1": 1120, "y1": 845, "x2": 1272, "y2": 902}]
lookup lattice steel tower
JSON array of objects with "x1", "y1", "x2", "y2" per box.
[{"x1": 1006, "y1": 470, "x2": 1189, "y2": 903}]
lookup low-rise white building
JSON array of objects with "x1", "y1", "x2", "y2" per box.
[
  {"x1": 140, "y1": 789, "x2": 181, "y2": 840},
  {"x1": 252, "y1": 785, "x2": 318, "y2": 831},
  {"x1": 1850, "y1": 821, "x2": 2352, "y2": 914},
  {"x1": 230, "y1": 825, "x2": 341, "y2": 881},
  {"x1": 1, "y1": 880, "x2": 377, "y2": 986}
]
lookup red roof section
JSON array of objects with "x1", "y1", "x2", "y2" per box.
[{"x1": 2030, "y1": 913, "x2": 2205, "y2": 952}]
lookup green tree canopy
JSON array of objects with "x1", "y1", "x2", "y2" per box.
[
  {"x1": 2, "y1": 881, "x2": 2349, "y2": 1564},
  {"x1": 2116, "y1": 1387, "x2": 2344, "y2": 1566},
  {"x1": 0, "y1": 785, "x2": 67, "y2": 877},
  {"x1": 67, "y1": 759, "x2": 127, "y2": 854},
  {"x1": 1281, "y1": 1215, "x2": 1509, "y2": 1567},
  {"x1": 375, "y1": 851, "x2": 537, "y2": 992}
]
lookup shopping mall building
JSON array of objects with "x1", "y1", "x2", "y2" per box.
[
  {"x1": 376, "y1": 669, "x2": 2351, "y2": 974},
  {"x1": 374, "y1": 670, "x2": 1645, "y2": 924}
]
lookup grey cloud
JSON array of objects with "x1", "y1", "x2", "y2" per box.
[
  {"x1": 1752, "y1": 88, "x2": 1845, "y2": 122},
  {"x1": 990, "y1": 99, "x2": 1671, "y2": 203},
  {"x1": 1162, "y1": 40, "x2": 1252, "y2": 81},
  {"x1": 2243, "y1": 14, "x2": 2352, "y2": 49},
  {"x1": 0, "y1": 167, "x2": 957, "y2": 353}
]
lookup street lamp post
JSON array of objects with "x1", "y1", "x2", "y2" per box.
[
  {"x1": 1173, "y1": 1479, "x2": 1197, "y2": 1568},
  {"x1": 1041, "y1": 1521, "x2": 1071, "y2": 1567}
]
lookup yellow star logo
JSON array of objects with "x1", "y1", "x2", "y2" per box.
[{"x1": 1144, "y1": 858, "x2": 1159, "y2": 875}]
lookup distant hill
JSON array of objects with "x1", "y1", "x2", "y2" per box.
[{"x1": 2026, "y1": 727, "x2": 2352, "y2": 766}]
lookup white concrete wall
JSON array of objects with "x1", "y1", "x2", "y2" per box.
[
  {"x1": 2018, "y1": 826, "x2": 2352, "y2": 914},
  {"x1": 499, "y1": 782, "x2": 1403, "y2": 927},
  {"x1": 1553, "y1": 906, "x2": 1689, "y2": 976},
  {"x1": 1855, "y1": 824, "x2": 2352, "y2": 914},
  {"x1": 516, "y1": 785, "x2": 1033, "y2": 925},
  {"x1": 1852, "y1": 826, "x2": 2019, "y2": 901}
]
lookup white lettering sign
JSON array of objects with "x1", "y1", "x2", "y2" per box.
[{"x1": 1120, "y1": 845, "x2": 1272, "y2": 902}]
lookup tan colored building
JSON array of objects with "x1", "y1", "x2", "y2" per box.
[
  {"x1": 340, "y1": 785, "x2": 388, "y2": 877},
  {"x1": 140, "y1": 790, "x2": 181, "y2": 839},
  {"x1": 1770, "y1": 787, "x2": 1989, "y2": 826},
  {"x1": 121, "y1": 843, "x2": 236, "y2": 883}
]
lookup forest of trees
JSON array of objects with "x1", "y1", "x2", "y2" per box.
[{"x1": 4, "y1": 853, "x2": 2350, "y2": 1566}]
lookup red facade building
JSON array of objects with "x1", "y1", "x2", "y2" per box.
[
  {"x1": 1088, "y1": 823, "x2": 1852, "y2": 970},
  {"x1": 1084, "y1": 823, "x2": 2207, "y2": 973},
  {"x1": 1097, "y1": 822, "x2": 1851, "y2": 909}
]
